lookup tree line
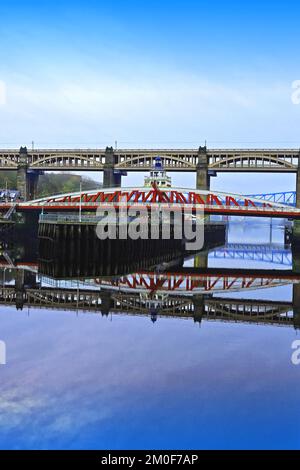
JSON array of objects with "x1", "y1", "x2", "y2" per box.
[{"x1": 0, "y1": 171, "x2": 101, "y2": 197}]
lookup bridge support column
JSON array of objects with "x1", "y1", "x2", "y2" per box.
[
  {"x1": 194, "y1": 251, "x2": 208, "y2": 268},
  {"x1": 293, "y1": 283, "x2": 300, "y2": 330},
  {"x1": 27, "y1": 170, "x2": 40, "y2": 200},
  {"x1": 196, "y1": 146, "x2": 210, "y2": 190},
  {"x1": 17, "y1": 168, "x2": 40, "y2": 201},
  {"x1": 17, "y1": 146, "x2": 40, "y2": 201},
  {"x1": 103, "y1": 146, "x2": 121, "y2": 188},
  {"x1": 193, "y1": 295, "x2": 204, "y2": 324},
  {"x1": 17, "y1": 146, "x2": 29, "y2": 200},
  {"x1": 17, "y1": 166, "x2": 27, "y2": 200}
]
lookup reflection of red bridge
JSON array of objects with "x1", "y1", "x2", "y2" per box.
[
  {"x1": 2, "y1": 262, "x2": 300, "y2": 295},
  {"x1": 1, "y1": 264, "x2": 299, "y2": 327},
  {"x1": 96, "y1": 269, "x2": 300, "y2": 294},
  {"x1": 1, "y1": 261, "x2": 299, "y2": 295},
  {"x1": 2, "y1": 187, "x2": 300, "y2": 218}
]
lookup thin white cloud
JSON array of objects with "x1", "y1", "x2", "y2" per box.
[
  {"x1": 9, "y1": 77, "x2": 259, "y2": 115},
  {"x1": 0, "y1": 72, "x2": 297, "y2": 147}
]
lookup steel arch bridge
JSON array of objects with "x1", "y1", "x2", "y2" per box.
[
  {"x1": 5, "y1": 186, "x2": 300, "y2": 218},
  {"x1": 245, "y1": 191, "x2": 296, "y2": 207}
]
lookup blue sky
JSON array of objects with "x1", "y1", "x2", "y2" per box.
[{"x1": 0, "y1": 0, "x2": 300, "y2": 190}]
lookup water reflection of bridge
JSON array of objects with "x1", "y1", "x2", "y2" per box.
[
  {"x1": 0, "y1": 285, "x2": 295, "y2": 327},
  {"x1": 209, "y1": 243, "x2": 292, "y2": 266},
  {"x1": 0, "y1": 267, "x2": 299, "y2": 328},
  {"x1": 1, "y1": 233, "x2": 300, "y2": 328},
  {"x1": 95, "y1": 268, "x2": 300, "y2": 293}
]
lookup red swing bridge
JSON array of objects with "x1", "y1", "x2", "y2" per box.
[{"x1": 3, "y1": 185, "x2": 300, "y2": 219}]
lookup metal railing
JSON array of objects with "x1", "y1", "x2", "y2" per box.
[
  {"x1": 39, "y1": 213, "x2": 104, "y2": 223},
  {"x1": 37, "y1": 201, "x2": 300, "y2": 213}
]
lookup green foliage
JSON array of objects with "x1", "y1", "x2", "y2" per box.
[
  {"x1": 0, "y1": 171, "x2": 17, "y2": 189},
  {"x1": 37, "y1": 173, "x2": 101, "y2": 197},
  {"x1": 0, "y1": 171, "x2": 101, "y2": 197}
]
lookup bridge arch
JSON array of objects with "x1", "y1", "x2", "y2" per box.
[
  {"x1": 30, "y1": 153, "x2": 105, "y2": 169},
  {"x1": 115, "y1": 154, "x2": 196, "y2": 170},
  {"x1": 209, "y1": 153, "x2": 295, "y2": 170},
  {"x1": 209, "y1": 303, "x2": 291, "y2": 320},
  {"x1": 0, "y1": 156, "x2": 18, "y2": 169},
  {"x1": 112, "y1": 292, "x2": 193, "y2": 315}
]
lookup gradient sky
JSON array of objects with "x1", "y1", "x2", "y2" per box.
[{"x1": 1, "y1": 0, "x2": 300, "y2": 191}]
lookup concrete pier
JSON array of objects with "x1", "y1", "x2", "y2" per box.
[
  {"x1": 103, "y1": 147, "x2": 121, "y2": 188},
  {"x1": 16, "y1": 147, "x2": 41, "y2": 200},
  {"x1": 196, "y1": 146, "x2": 210, "y2": 190}
]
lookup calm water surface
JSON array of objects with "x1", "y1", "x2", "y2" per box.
[{"x1": 0, "y1": 219, "x2": 299, "y2": 449}]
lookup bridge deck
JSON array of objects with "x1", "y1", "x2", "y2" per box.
[{"x1": 1, "y1": 148, "x2": 300, "y2": 171}]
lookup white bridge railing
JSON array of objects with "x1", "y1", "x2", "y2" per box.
[{"x1": 34, "y1": 201, "x2": 300, "y2": 213}]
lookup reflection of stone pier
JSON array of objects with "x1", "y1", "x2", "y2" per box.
[
  {"x1": 194, "y1": 252, "x2": 208, "y2": 269},
  {"x1": 193, "y1": 295, "x2": 205, "y2": 323},
  {"x1": 100, "y1": 290, "x2": 113, "y2": 316}
]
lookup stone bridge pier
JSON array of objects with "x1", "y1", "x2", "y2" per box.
[
  {"x1": 196, "y1": 146, "x2": 210, "y2": 191},
  {"x1": 103, "y1": 147, "x2": 122, "y2": 188},
  {"x1": 16, "y1": 147, "x2": 41, "y2": 201}
]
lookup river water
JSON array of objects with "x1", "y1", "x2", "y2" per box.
[{"x1": 0, "y1": 219, "x2": 299, "y2": 449}]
